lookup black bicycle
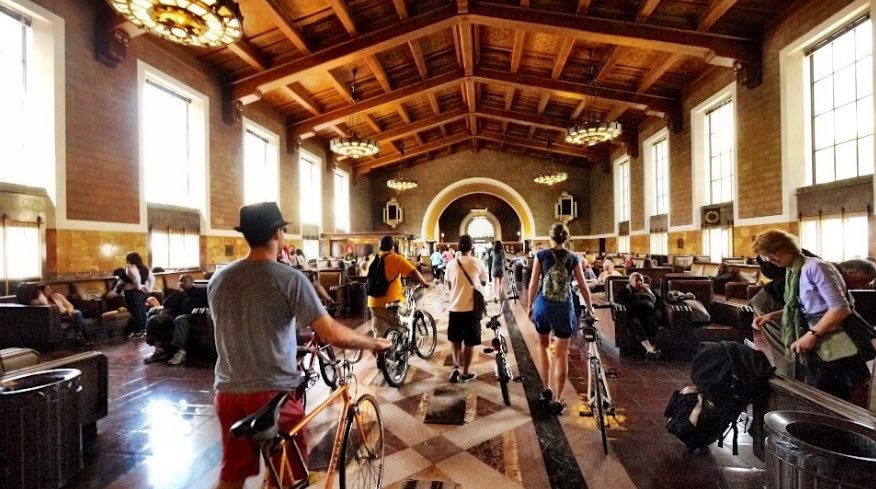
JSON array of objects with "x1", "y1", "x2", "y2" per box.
[{"x1": 482, "y1": 298, "x2": 523, "y2": 406}]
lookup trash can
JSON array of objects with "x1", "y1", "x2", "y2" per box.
[
  {"x1": 347, "y1": 281, "x2": 367, "y2": 315},
  {"x1": 765, "y1": 410, "x2": 876, "y2": 489},
  {"x1": 0, "y1": 369, "x2": 83, "y2": 489}
]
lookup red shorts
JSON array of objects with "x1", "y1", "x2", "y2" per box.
[{"x1": 214, "y1": 390, "x2": 308, "y2": 484}]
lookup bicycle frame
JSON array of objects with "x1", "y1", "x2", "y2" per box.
[{"x1": 585, "y1": 336, "x2": 615, "y2": 414}]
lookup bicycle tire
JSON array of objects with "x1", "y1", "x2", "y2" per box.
[
  {"x1": 339, "y1": 394, "x2": 385, "y2": 489},
  {"x1": 497, "y1": 354, "x2": 511, "y2": 406},
  {"x1": 377, "y1": 327, "x2": 409, "y2": 387},
  {"x1": 413, "y1": 312, "x2": 437, "y2": 359},
  {"x1": 594, "y1": 372, "x2": 608, "y2": 455},
  {"x1": 318, "y1": 344, "x2": 338, "y2": 389}
]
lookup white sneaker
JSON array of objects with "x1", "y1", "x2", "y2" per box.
[{"x1": 167, "y1": 349, "x2": 186, "y2": 366}]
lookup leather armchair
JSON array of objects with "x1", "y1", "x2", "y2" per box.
[
  {"x1": 0, "y1": 303, "x2": 69, "y2": 350},
  {"x1": 606, "y1": 276, "x2": 678, "y2": 357},
  {"x1": 725, "y1": 265, "x2": 763, "y2": 302}
]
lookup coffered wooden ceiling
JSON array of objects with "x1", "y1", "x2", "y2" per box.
[{"x1": 186, "y1": 0, "x2": 791, "y2": 175}]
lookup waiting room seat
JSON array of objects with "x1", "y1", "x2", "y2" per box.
[
  {"x1": 605, "y1": 276, "x2": 678, "y2": 357},
  {"x1": 724, "y1": 264, "x2": 763, "y2": 302},
  {"x1": 318, "y1": 270, "x2": 348, "y2": 315},
  {"x1": 626, "y1": 267, "x2": 674, "y2": 297}
]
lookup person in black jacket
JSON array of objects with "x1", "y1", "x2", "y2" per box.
[
  {"x1": 616, "y1": 272, "x2": 663, "y2": 360},
  {"x1": 165, "y1": 275, "x2": 209, "y2": 366}
]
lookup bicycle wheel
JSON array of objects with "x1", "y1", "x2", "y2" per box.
[
  {"x1": 377, "y1": 326, "x2": 409, "y2": 387},
  {"x1": 339, "y1": 394, "x2": 384, "y2": 489},
  {"x1": 497, "y1": 354, "x2": 511, "y2": 407},
  {"x1": 594, "y1": 372, "x2": 608, "y2": 455},
  {"x1": 413, "y1": 312, "x2": 437, "y2": 359},
  {"x1": 317, "y1": 344, "x2": 338, "y2": 389}
]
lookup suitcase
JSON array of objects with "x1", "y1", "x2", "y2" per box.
[{"x1": 0, "y1": 347, "x2": 41, "y2": 374}]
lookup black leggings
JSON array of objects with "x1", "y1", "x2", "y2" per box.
[
  {"x1": 125, "y1": 289, "x2": 149, "y2": 333},
  {"x1": 627, "y1": 306, "x2": 658, "y2": 343}
]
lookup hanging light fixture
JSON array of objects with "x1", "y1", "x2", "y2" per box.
[
  {"x1": 533, "y1": 172, "x2": 568, "y2": 186},
  {"x1": 386, "y1": 141, "x2": 417, "y2": 190},
  {"x1": 106, "y1": 0, "x2": 243, "y2": 47},
  {"x1": 330, "y1": 68, "x2": 380, "y2": 159},
  {"x1": 565, "y1": 49, "x2": 622, "y2": 147}
]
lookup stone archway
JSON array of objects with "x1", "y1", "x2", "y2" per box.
[
  {"x1": 458, "y1": 210, "x2": 503, "y2": 241},
  {"x1": 421, "y1": 177, "x2": 535, "y2": 241}
]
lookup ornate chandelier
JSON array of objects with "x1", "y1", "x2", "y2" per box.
[
  {"x1": 330, "y1": 68, "x2": 380, "y2": 159},
  {"x1": 533, "y1": 172, "x2": 568, "y2": 186},
  {"x1": 566, "y1": 49, "x2": 622, "y2": 147},
  {"x1": 106, "y1": 0, "x2": 243, "y2": 47},
  {"x1": 387, "y1": 178, "x2": 418, "y2": 191}
]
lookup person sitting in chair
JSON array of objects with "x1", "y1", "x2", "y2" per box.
[
  {"x1": 616, "y1": 272, "x2": 663, "y2": 360},
  {"x1": 30, "y1": 284, "x2": 91, "y2": 346}
]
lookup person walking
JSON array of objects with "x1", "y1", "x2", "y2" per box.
[
  {"x1": 209, "y1": 202, "x2": 390, "y2": 489},
  {"x1": 490, "y1": 240, "x2": 506, "y2": 297},
  {"x1": 527, "y1": 223, "x2": 595, "y2": 415},
  {"x1": 121, "y1": 252, "x2": 154, "y2": 340},
  {"x1": 366, "y1": 235, "x2": 431, "y2": 338},
  {"x1": 444, "y1": 235, "x2": 488, "y2": 383}
]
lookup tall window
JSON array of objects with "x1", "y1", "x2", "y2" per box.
[
  {"x1": 703, "y1": 227, "x2": 732, "y2": 263},
  {"x1": 653, "y1": 138, "x2": 669, "y2": 215},
  {"x1": 243, "y1": 123, "x2": 279, "y2": 205},
  {"x1": 141, "y1": 68, "x2": 206, "y2": 209},
  {"x1": 808, "y1": 16, "x2": 873, "y2": 184},
  {"x1": 299, "y1": 152, "x2": 321, "y2": 226},
  {"x1": 150, "y1": 229, "x2": 199, "y2": 269},
  {"x1": 800, "y1": 213, "x2": 868, "y2": 262},
  {"x1": 333, "y1": 170, "x2": 350, "y2": 232},
  {"x1": 617, "y1": 235, "x2": 630, "y2": 254},
  {"x1": 650, "y1": 232, "x2": 668, "y2": 255},
  {"x1": 619, "y1": 159, "x2": 630, "y2": 222},
  {"x1": 0, "y1": 5, "x2": 41, "y2": 189},
  {"x1": 0, "y1": 222, "x2": 40, "y2": 280},
  {"x1": 706, "y1": 99, "x2": 734, "y2": 204}
]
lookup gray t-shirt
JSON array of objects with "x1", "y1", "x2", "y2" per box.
[{"x1": 209, "y1": 259, "x2": 325, "y2": 392}]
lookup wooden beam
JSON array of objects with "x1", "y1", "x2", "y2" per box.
[
  {"x1": 227, "y1": 40, "x2": 267, "y2": 71},
  {"x1": 325, "y1": 0, "x2": 358, "y2": 36},
  {"x1": 355, "y1": 133, "x2": 470, "y2": 174},
  {"x1": 468, "y1": 3, "x2": 758, "y2": 67},
  {"x1": 409, "y1": 39, "x2": 429, "y2": 79},
  {"x1": 536, "y1": 92, "x2": 551, "y2": 115},
  {"x1": 231, "y1": 5, "x2": 457, "y2": 103},
  {"x1": 504, "y1": 86, "x2": 515, "y2": 111},
  {"x1": 636, "y1": 0, "x2": 663, "y2": 23},
  {"x1": 282, "y1": 83, "x2": 322, "y2": 116},
  {"x1": 392, "y1": 0, "x2": 409, "y2": 20},
  {"x1": 510, "y1": 30, "x2": 526, "y2": 73},
  {"x1": 363, "y1": 114, "x2": 382, "y2": 134},
  {"x1": 427, "y1": 92, "x2": 441, "y2": 114},
  {"x1": 637, "y1": 53, "x2": 679, "y2": 93},
  {"x1": 571, "y1": 99, "x2": 588, "y2": 120},
  {"x1": 577, "y1": 0, "x2": 592, "y2": 15},
  {"x1": 378, "y1": 108, "x2": 467, "y2": 142},
  {"x1": 465, "y1": 79, "x2": 478, "y2": 112},
  {"x1": 251, "y1": 0, "x2": 311, "y2": 53},
  {"x1": 552, "y1": 37, "x2": 575, "y2": 80},
  {"x1": 330, "y1": 125, "x2": 349, "y2": 137},
  {"x1": 326, "y1": 72, "x2": 354, "y2": 104},
  {"x1": 596, "y1": 46, "x2": 624, "y2": 84},
  {"x1": 397, "y1": 104, "x2": 412, "y2": 123},
  {"x1": 520, "y1": 1, "x2": 530, "y2": 9},
  {"x1": 699, "y1": 0, "x2": 738, "y2": 32},
  {"x1": 365, "y1": 55, "x2": 392, "y2": 93},
  {"x1": 291, "y1": 70, "x2": 463, "y2": 135},
  {"x1": 605, "y1": 103, "x2": 631, "y2": 122},
  {"x1": 459, "y1": 21, "x2": 475, "y2": 75},
  {"x1": 479, "y1": 131, "x2": 602, "y2": 161}
]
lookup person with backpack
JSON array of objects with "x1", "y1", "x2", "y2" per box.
[
  {"x1": 752, "y1": 229, "x2": 872, "y2": 402},
  {"x1": 527, "y1": 223, "x2": 595, "y2": 415},
  {"x1": 444, "y1": 234, "x2": 488, "y2": 383},
  {"x1": 366, "y1": 235, "x2": 431, "y2": 338}
]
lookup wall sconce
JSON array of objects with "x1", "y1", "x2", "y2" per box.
[
  {"x1": 555, "y1": 192, "x2": 578, "y2": 224},
  {"x1": 383, "y1": 198, "x2": 404, "y2": 229}
]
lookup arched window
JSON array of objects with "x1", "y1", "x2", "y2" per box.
[{"x1": 467, "y1": 216, "x2": 494, "y2": 239}]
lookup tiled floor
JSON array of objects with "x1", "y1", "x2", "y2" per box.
[{"x1": 61, "y1": 285, "x2": 764, "y2": 489}]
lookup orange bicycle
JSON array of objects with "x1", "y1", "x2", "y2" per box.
[{"x1": 230, "y1": 345, "x2": 384, "y2": 488}]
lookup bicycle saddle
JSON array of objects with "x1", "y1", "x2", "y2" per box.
[
  {"x1": 385, "y1": 301, "x2": 402, "y2": 311},
  {"x1": 230, "y1": 392, "x2": 289, "y2": 441}
]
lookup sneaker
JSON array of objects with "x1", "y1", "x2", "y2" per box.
[
  {"x1": 144, "y1": 350, "x2": 166, "y2": 364},
  {"x1": 539, "y1": 388, "x2": 554, "y2": 403},
  {"x1": 167, "y1": 349, "x2": 187, "y2": 366},
  {"x1": 459, "y1": 372, "x2": 476, "y2": 383},
  {"x1": 645, "y1": 349, "x2": 664, "y2": 361},
  {"x1": 550, "y1": 400, "x2": 566, "y2": 415},
  {"x1": 449, "y1": 368, "x2": 461, "y2": 383}
]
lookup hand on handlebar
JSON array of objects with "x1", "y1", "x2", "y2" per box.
[{"x1": 373, "y1": 337, "x2": 393, "y2": 354}]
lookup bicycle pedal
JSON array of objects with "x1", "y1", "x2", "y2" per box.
[
  {"x1": 483, "y1": 347, "x2": 494, "y2": 354},
  {"x1": 606, "y1": 368, "x2": 620, "y2": 378},
  {"x1": 512, "y1": 376, "x2": 524, "y2": 382},
  {"x1": 579, "y1": 409, "x2": 594, "y2": 417}
]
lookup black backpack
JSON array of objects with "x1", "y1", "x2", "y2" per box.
[
  {"x1": 664, "y1": 341, "x2": 773, "y2": 454},
  {"x1": 366, "y1": 256, "x2": 392, "y2": 298}
]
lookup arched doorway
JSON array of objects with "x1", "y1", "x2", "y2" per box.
[{"x1": 465, "y1": 214, "x2": 498, "y2": 257}]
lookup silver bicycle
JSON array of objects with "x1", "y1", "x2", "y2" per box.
[
  {"x1": 578, "y1": 315, "x2": 619, "y2": 454},
  {"x1": 376, "y1": 284, "x2": 437, "y2": 387}
]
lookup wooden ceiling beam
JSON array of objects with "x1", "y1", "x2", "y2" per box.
[
  {"x1": 699, "y1": 0, "x2": 738, "y2": 32},
  {"x1": 636, "y1": 0, "x2": 663, "y2": 23},
  {"x1": 363, "y1": 114, "x2": 382, "y2": 134},
  {"x1": 596, "y1": 46, "x2": 623, "y2": 84},
  {"x1": 427, "y1": 92, "x2": 441, "y2": 114},
  {"x1": 227, "y1": 40, "x2": 267, "y2": 71},
  {"x1": 577, "y1": 0, "x2": 592, "y2": 15},
  {"x1": 409, "y1": 40, "x2": 429, "y2": 80},
  {"x1": 291, "y1": 70, "x2": 463, "y2": 136},
  {"x1": 459, "y1": 21, "x2": 475, "y2": 75},
  {"x1": 330, "y1": 125, "x2": 350, "y2": 137},
  {"x1": 365, "y1": 55, "x2": 392, "y2": 93},
  {"x1": 282, "y1": 83, "x2": 322, "y2": 116},
  {"x1": 468, "y1": 3, "x2": 758, "y2": 67},
  {"x1": 355, "y1": 133, "x2": 470, "y2": 174},
  {"x1": 637, "y1": 53, "x2": 680, "y2": 93},
  {"x1": 478, "y1": 131, "x2": 602, "y2": 161},
  {"x1": 391, "y1": 0, "x2": 409, "y2": 20},
  {"x1": 510, "y1": 30, "x2": 526, "y2": 73},
  {"x1": 536, "y1": 93, "x2": 551, "y2": 115},
  {"x1": 552, "y1": 37, "x2": 575, "y2": 80},
  {"x1": 571, "y1": 99, "x2": 588, "y2": 120},
  {"x1": 378, "y1": 108, "x2": 467, "y2": 142},
  {"x1": 326, "y1": 72, "x2": 354, "y2": 104},
  {"x1": 504, "y1": 86, "x2": 515, "y2": 111},
  {"x1": 232, "y1": 5, "x2": 457, "y2": 103},
  {"x1": 605, "y1": 103, "x2": 631, "y2": 122},
  {"x1": 250, "y1": 0, "x2": 311, "y2": 54},
  {"x1": 520, "y1": 0, "x2": 530, "y2": 8},
  {"x1": 396, "y1": 104, "x2": 424, "y2": 144},
  {"x1": 325, "y1": 0, "x2": 358, "y2": 36}
]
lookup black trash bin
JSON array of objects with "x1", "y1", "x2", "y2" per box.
[
  {"x1": 0, "y1": 369, "x2": 83, "y2": 489},
  {"x1": 765, "y1": 410, "x2": 876, "y2": 489},
  {"x1": 347, "y1": 281, "x2": 367, "y2": 315}
]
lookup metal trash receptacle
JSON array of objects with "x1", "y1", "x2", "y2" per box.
[
  {"x1": 0, "y1": 369, "x2": 83, "y2": 489},
  {"x1": 347, "y1": 281, "x2": 367, "y2": 315},
  {"x1": 765, "y1": 410, "x2": 876, "y2": 489}
]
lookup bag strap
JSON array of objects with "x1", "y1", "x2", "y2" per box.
[{"x1": 458, "y1": 258, "x2": 476, "y2": 287}]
